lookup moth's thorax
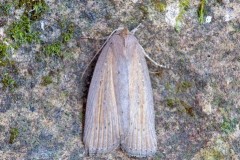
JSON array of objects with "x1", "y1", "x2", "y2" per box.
[
  {"x1": 115, "y1": 28, "x2": 132, "y2": 51},
  {"x1": 119, "y1": 28, "x2": 129, "y2": 38}
]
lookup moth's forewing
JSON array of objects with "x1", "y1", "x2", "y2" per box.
[
  {"x1": 117, "y1": 34, "x2": 157, "y2": 157},
  {"x1": 83, "y1": 36, "x2": 121, "y2": 155}
]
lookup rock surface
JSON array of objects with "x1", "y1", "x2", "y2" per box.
[{"x1": 0, "y1": 0, "x2": 239, "y2": 159}]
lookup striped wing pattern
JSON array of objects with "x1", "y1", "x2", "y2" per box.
[
  {"x1": 84, "y1": 41, "x2": 121, "y2": 155},
  {"x1": 84, "y1": 30, "x2": 157, "y2": 157},
  {"x1": 120, "y1": 37, "x2": 157, "y2": 157}
]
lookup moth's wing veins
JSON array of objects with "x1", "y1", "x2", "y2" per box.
[
  {"x1": 121, "y1": 35, "x2": 157, "y2": 157},
  {"x1": 83, "y1": 38, "x2": 121, "y2": 155}
]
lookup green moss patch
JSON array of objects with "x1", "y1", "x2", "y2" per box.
[
  {"x1": 166, "y1": 98, "x2": 194, "y2": 117},
  {"x1": 151, "y1": 0, "x2": 167, "y2": 12},
  {"x1": 0, "y1": 42, "x2": 18, "y2": 91},
  {"x1": 221, "y1": 117, "x2": 237, "y2": 134},
  {"x1": 198, "y1": 0, "x2": 207, "y2": 24},
  {"x1": 5, "y1": 0, "x2": 48, "y2": 48},
  {"x1": 17, "y1": 0, "x2": 48, "y2": 21},
  {"x1": 179, "y1": 100, "x2": 194, "y2": 117},
  {"x1": 176, "y1": 81, "x2": 192, "y2": 93},
  {"x1": 201, "y1": 148, "x2": 224, "y2": 160},
  {"x1": 0, "y1": 2, "x2": 12, "y2": 16},
  {"x1": 0, "y1": 42, "x2": 9, "y2": 66},
  {"x1": 39, "y1": 20, "x2": 75, "y2": 58},
  {"x1": 175, "y1": 0, "x2": 190, "y2": 32},
  {"x1": 9, "y1": 128, "x2": 19, "y2": 144},
  {"x1": 7, "y1": 16, "x2": 39, "y2": 48},
  {"x1": 1, "y1": 73, "x2": 17, "y2": 91},
  {"x1": 166, "y1": 98, "x2": 178, "y2": 108},
  {"x1": 43, "y1": 42, "x2": 62, "y2": 57},
  {"x1": 41, "y1": 75, "x2": 53, "y2": 86},
  {"x1": 60, "y1": 22, "x2": 75, "y2": 44},
  {"x1": 138, "y1": 4, "x2": 149, "y2": 19},
  {"x1": 165, "y1": 80, "x2": 194, "y2": 116}
]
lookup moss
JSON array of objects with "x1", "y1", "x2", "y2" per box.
[
  {"x1": 139, "y1": 4, "x2": 149, "y2": 19},
  {"x1": 151, "y1": 0, "x2": 167, "y2": 12},
  {"x1": 180, "y1": 100, "x2": 194, "y2": 117},
  {"x1": 1, "y1": 73, "x2": 17, "y2": 91},
  {"x1": 10, "y1": 61, "x2": 19, "y2": 74},
  {"x1": 220, "y1": 117, "x2": 237, "y2": 134},
  {"x1": 175, "y1": 20, "x2": 181, "y2": 33},
  {"x1": 166, "y1": 81, "x2": 194, "y2": 116},
  {"x1": 165, "y1": 82, "x2": 171, "y2": 91},
  {"x1": 166, "y1": 98, "x2": 177, "y2": 107},
  {"x1": 176, "y1": 81, "x2": 192, "y2": 93},
  {"x1": 9, "y1": 128, "x2": 19, "y2": 144},
  {"x1": 0, "y1": 42, "x2": 18, "y2": 69},
  {"x1": 0, "y1": 42, "x2": 8, "y2": 56},
  {"x1": 201, "y1": 148, "x2": 224, "y2": 160},
  {"x1": 179, "y1": 0, "x2": 190, "y2": 10},
  {"x1": 0, "y1": 2, "x2": 12, "y2": 15},
  {"x1": 61, "y1": 23, "x2": 75, "y2": 43},
  {"x1": 7, "y1": 15, "x2": 39, "y2": 48},
  {"x1": 39, "y1": 19, "x2": 73, "y2": 59},
  {"x1": 0, "y1": 42, "x2": 8, "y2": 66},
  {"x1": 43, "y1": 42, "x2": 62, "y2": 57},
  {"x1": 198, "y1": 0, "x2": 207, "y2": 24},
  {"x1": 166, "y1": 98, "x2": 194, "y2": 116},
  {"x1": 17, "y1": 0, "x2": 48, "y2": 21},
  {"x1": 175, "y1": 0, "x2": 190, "y2": 32},
  {"x1": 0, "y1": 60, "x2": 9, "y2": 67},
  {"x1": 41, "y1": 75, "x2": 53, "y2": 86},
  {"x1": 5, "y1": 0, "x2": 47, "y2": 47}
]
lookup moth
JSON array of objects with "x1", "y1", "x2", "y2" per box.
[{"x1": 83, "y1": 28, "x2": 157, "y2": 157}]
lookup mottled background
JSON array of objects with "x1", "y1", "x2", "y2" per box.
[{"x1": 0, "y1": 0, "x2": 239, "y2": 159}]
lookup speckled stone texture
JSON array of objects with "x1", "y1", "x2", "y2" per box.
[{"x1": 0, "y1": 0, "x2": 239, "y2": 159}]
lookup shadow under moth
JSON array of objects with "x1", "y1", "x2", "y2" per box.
[{"x1": 83, "y1": 27, "x2": 157, "y2": 157}]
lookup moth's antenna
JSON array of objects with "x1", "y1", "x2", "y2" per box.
[
  {"x1": 131, "y1": 23, "x2": 143, "y2": 34},
  {"x1": 81, "y1": 27, "x2": 124, "y2": 79}
]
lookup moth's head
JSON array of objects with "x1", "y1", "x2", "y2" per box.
[{"x1": 117, "y1": 28, "x2": 130, "y2": 38}]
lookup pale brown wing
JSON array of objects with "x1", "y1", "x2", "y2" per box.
[
  {"x1": 83, "y1": 38, "x2": 121, "y2": 155},
  {"x1": 120, "y1": 35, "x2": 157, "y2": 157}
]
